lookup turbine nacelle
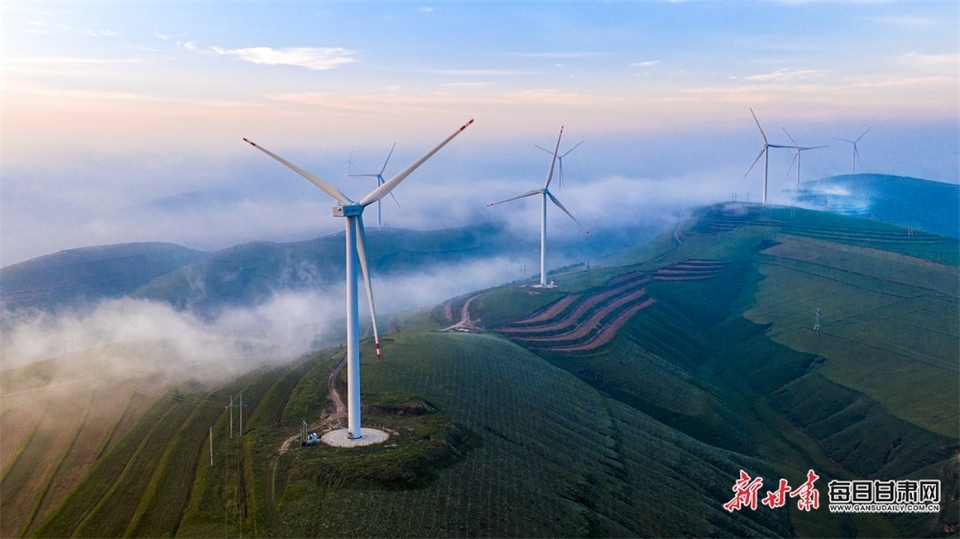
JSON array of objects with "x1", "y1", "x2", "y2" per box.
[{"x1": 334, "y1": 204, "x2": 364, "y2": 217}]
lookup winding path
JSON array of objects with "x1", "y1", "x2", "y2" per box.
[
  {"x1": 271, "y1": 353, "x2": 348, "y2": 505},
  {"x1": 440, "y1": 291, "x2": 486, "y2": 333}
]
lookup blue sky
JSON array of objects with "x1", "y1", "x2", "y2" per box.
[{"x1": 2, "y1": 1, "x2": 957, "y2": 265}]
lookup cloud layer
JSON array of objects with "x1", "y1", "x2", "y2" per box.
[{"x1": 210, "y1": 46, "x2": 357, "y2": 70}]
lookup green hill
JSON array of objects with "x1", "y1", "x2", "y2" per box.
[
  {"x1": 0, "y1": 243, "x2": 205, "y2": 313},
  {"x1": 3, "y1": 204, "x2": 957, "y2": 538},
  {"x1": 130, "y1": 222, "x2": 521, "y2": 315},
  {"x1": 797, "y1": 174, "x2": 960, "y2": 239}
]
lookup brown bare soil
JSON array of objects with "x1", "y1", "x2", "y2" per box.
[
  {"x1": 497, "y1": 277, "x2": 648, "y2": 335},
  {"x1": 546, "y1": 298, "x2": 656, "y2": 352},
  {"x1": 508, "y1": 294, "x2": 580, "y2": 326},
  {"x1": 511, "y1": 287, "x2": 650, "y2": 344}
]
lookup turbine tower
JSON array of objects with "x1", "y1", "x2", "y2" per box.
[
  {"x1": 243, "y1": 119, "x2": 473, "y2": 440},
  {"x1": 350, "y1": 143, "x2": 400, "y2": 230},
  {"x1": 783, "y1": 128, "x2": 828, "y2": 190},
  {"x1": 535, "y1": 138, "x2": 584, "y2": 188},
  {"x1": 744, "y1": 108, "x2": 798, "y2": 205},
  {"x1": 834, "y1": 127, "x2": 871, "y2": 174},
  {"x1": 488, "y1": 127, "x2": 591, "y2": 288}
]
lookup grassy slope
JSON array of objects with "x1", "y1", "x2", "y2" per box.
[
  {"x1": 470, "y1": 203, "x2": 957, "y2": 537},
  {"x1": 271, "y1": 333, "x2": 789, "y2": 538},
  {"x1": 10, "y1": 203, "x2": 957, "y2": 538}
]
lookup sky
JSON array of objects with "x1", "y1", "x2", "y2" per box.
[{"x1": 2, "y1": 1, "x2": 958, "y2": 266}]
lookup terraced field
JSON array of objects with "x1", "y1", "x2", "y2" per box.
[{"x1": 492, "y1": 273, "x2": 655, "y2": 352}]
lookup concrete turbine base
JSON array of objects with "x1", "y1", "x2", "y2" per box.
[{"x1": 321, "y1": 427, "x2": 389, "y2": 448}]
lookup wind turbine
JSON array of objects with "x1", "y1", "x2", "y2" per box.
[
  {"x1": 488, "y1": 127, "x2": 591, "y2": 288},
  {"x1": 744, "y1": 108, "x2": 798, "y2": 205},
  {"x1": 834, "y1": 127, "x2": 871, "y2": 174},
  {"x1": 243, "y1": 119, "x2": 473, "y2": 440},
  {"x1": 782, "y1": 128, "x2": 828, "y2": 190},
  {"x1": 350, "y1": 143, "x2": 400, "y2": 230},
  {"x1": 535, "y1": 138, "x2": 583, "y2": 188}
]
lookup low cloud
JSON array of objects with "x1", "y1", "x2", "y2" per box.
[
  {"x1": 0, "y1": 293, "x2": 334, "y2": 374},
  {"x1": 211, "y1": 46, "x2": 356, "y2": 70},
  {"x1": 0, "y1": 254, "x2": 523, "y2": 377}
]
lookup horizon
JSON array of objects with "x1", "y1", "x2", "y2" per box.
[{"x1": 2, "y1": 1, "x2": 957, "y2": 266}]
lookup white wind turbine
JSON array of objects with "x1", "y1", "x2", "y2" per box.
[
  {"x1": 782, "y1": 128, "x2": 828, "y2": 190},
  {"x1": 744, "y1": 108, "x2": 798, "y2": 205},
  {"x1": 535, "y1": 138, "x2": 583, "y2": 188},
  {"x1": 350, "y1": 143, "x2": 400, "y2": 230},
  {"x1": 834, "y1": 127, "x2": 871, "y2": 174},
  {"x1": 243, "y1": 119, "x2": 473, "y2": 441},
  {"x1": 488, "y1": 127, "x2": 591, "y2": 288}
]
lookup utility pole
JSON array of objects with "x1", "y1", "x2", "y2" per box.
[
  {"x1": 209, "y1": 426, "x2": 214, "y2": 466},
  {"x1": 238, "y1": 394, "x2": 243, "y2": 437},
  {"x1": 229, "y1": 395, "x2": 234, "y2": 438}
]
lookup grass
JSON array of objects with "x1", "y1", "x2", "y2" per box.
[
  {"x1": 745, "y1": 235, "x2": 959, "y2": 437},
  {"x1": 6, "y1": 202, "x2": 956, "y2": 538},
  {"x1": 271, "y1": 332, "x2": 790, "y2": 537}
]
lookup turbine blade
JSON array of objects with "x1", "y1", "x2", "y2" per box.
[
  {"x1": 349, "y1": 173, "x2": 380, "y2": 178},
  {"x1": 380, "y1": 142, "x2": 396, "y2": 175},
  {"x1": 782, "y1": 127, "x2": 799, "y2": 148},
  {"x1": 354, "y1": 215, "x2": 380, "y2": 360},
  {"x1": 538, "y1": 139, "x2": 583, "y2": 159},
  {"x1": 560, "y1": 140, "x2": 585, "y2": 158},
  {"x1": 542, "y1": 126, "x2": 563, "y2": 190},
  {"x1": 389, "y1": 190, "x2": 400, "y2": 208},
  {"x1": 547, "y1": 192, "x2": 591, "y2": 236},
  {"x1": 856, "y1": 127, "x2": 872, "y2": 142},
  {"x1": 744, "y1": 146, "x2": 766, "y2": 178},
  {"x1": 558, "y1": 159, "x2": 564, "y2": 189},
  {"x1": 750, "y1": 108, "x2": 768, "y2": 144},
  {"x1": 243, "y1": 138, "x2": 352, "y2": 205},
  {"x1": 487, "y1": 189, "x2": 541, "y2": 207},
  {"x1": 786, "y1": 152, "x2": 798, "y2": 178},
  {"x1": 361, "y1": 119, "x2": 474, "y2": 207}
]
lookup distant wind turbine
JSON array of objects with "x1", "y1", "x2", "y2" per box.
[
  {"x1": 488, "y1": 127, "x2": 591, "y2": 288},
  {"x1": 350, "y1": 143, "x2": 401, "y2": 230},
  {"x1": 535, "y1": 138, "x2": 584, "y2": 188},
  {"x1": 344, "y1": 148, "x2": 356, "y2": 175},
  {"x1": 782, "y1": 128, "x2": 828, "y2": 190},
  {"x1": 243, "y1": 119, "x2": 473, "y2": 441},
  {"x1": 834, "y1": 127, "x2": 871, "y2": 174},
  {"x1": 744, "y1": 108, "x2": 798, "y2": 205}
]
